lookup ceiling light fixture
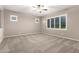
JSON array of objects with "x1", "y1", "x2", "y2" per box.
[{"x1": 32, "y1": 5, "x2": 48, "y2": 13}]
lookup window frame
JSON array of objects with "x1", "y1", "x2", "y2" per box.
[
  {"x1": 10, "y1": 15, "x2": 18, "y2": 22},
  {"x1": 46, "y1": 14, "x2": 67, "y2": 30}
]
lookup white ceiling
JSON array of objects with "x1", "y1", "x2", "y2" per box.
[{"x1": 3, "y1": 5, "x2": 73, "y2": 17}]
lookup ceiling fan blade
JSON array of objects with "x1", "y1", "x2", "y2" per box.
[
  {"x1": 42, "y1": 9, "x2": 48, "y2": 11},
  {"x1": 37, "y1": 5, "x2": 41, "y2": 7}
]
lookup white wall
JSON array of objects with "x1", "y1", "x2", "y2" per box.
[
  {"x1": 41, "y1": 6, "x2": 79, "y2": 41},
  {"x1": 4, "y1": 9, "x2": 41, "y2": 37}
]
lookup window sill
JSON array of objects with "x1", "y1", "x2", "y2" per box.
[{"x1": 46, "y1": 28, "x2": 67, "y2": 30}]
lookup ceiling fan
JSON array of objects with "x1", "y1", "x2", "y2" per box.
[{"x1": 32, "y1": 5, "x2": 48, "y2": 13}]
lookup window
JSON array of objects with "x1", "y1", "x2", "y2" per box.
[
  {"x1": 10, "y1": 15, "x2": 18, "y2": 22},
  {"x1": 55, "y1": 17, "x2": 59, "y2": 28},
  {"x1": 47, "y1": 19, "x2": 50, "y2": 28},
  {"x1": 47, "y1": 14, "x2": 67, "y2": 30},
  {"x1": 61, "y1": 16, "x2": 66, "y2": 28},
  {"x1": 51, "y1": 18, "x2": 54, "y2": 28}
]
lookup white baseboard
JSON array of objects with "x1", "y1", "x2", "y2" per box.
[
  {"x1": 44, "y1": 33, "x2": 79, "y2": 42},
  {"x1": 4, "y1": 32, "x2": 41, "y2": 38}
]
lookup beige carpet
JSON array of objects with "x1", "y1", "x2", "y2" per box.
[{"x1": 0, "y1": 34, "x2": 79, "y2": 53}]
